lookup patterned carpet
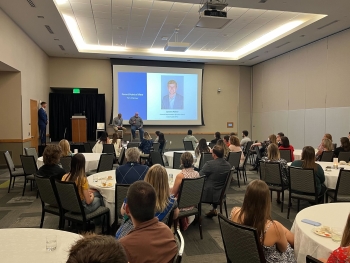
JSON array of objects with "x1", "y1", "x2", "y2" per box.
[{"x1": 0, "y1": 163, "x2": 309, "y2": 262}]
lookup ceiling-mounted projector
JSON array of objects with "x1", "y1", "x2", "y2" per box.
[
  {"x1": 164, "y1": 42, "x2": 191, "y2": 52},
  {"x1": 196, "y1": 0, "x2": 232, "y2": 29}
]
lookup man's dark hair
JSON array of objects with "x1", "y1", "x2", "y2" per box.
[
  {"x1": 224, "y1": 135, "x2": 230, "y2": 142},
  {"x1": 127, "y1": 181, "x2": 156, "y2": 222},
  {"x1": 212, "y1": 145, "x2": 224, "y2": 158},
  {"x1": 215, "y1": 132, "x2": 221, "y2": 139},
  {"x1": 187, "y1": 130, "x2": 192, "y2": 135},
  {"x1": 67, "y1": 234, "x2": 127, "y2": 263},
  {"x1": 242, "y1": 130, "x2": 249, "y2": 137},
  {"x1": 278, "y1": 132, "x2": 285, "y2": 137},
  {"x1": 155, "y1": 131, "x2": 160, "y2": 136},
  {"x1": 230, "y1": 132, "x2": 237, "y2": 136},
  {"x1": 40, "y1": 101, "x2": 46, "y2": 106}
]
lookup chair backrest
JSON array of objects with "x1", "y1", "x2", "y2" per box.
[
  {"x1": 209, "y1": 142, "x2": 215, "y2": 149},
  {"x1": 20, "y1": 155, "x2": 38, "y2": 175},
  {"x1": 226, "y1": 151, "x2": 241, "y2": 169},
  {"x1": 55, "y1": 180, "x2": 84, "y2": 215},
  {"x1": 332, "y1": 143, "x2": 337, "y2": 151},
  {"x1": 306, "y1": 255, "x2": 323, "y2": 263},
  {"x1": 219, "y1": 170, "x2": 234, "y2": 202},
  {"x1": 162, "y1": 140, "x2": 167, "y2": 153},
  {"x1": 243, "y1": 141, "x2": 253, "y2": 155},
  {"x1": 97, "y1": 154, "x2": 114, "y2": 173},
  {"x1": 335, "y1": 169, "x2": 350, "y2": 198},
  {"x1": 183, "y1": 141, "x2": 194, "y2": 151},
  {"x1": 83, "y1": 143, "x2": 93, "y2": 153},
  {"x1": 279, "y1": 149, "x2": 292, "y2": 162},
  {"x1": 218, "y1": 213, "x2": 266, "y2": 263},
  {"x1": 127, "y1": 142, "x2": 140, "y2": 149},
  {"x1": 103, "y1": 144, "x2": 115, "y2": 154},
  {"x1": 338, "y1": 151, "x2": 350, "y2": 162},
  {"x1": 177, "y1": 176, "x2": 205, "y2": 209},
  {"x1": 260, "y1": 161, "x2": 283, "y2": 186},
  {"x1": 289, "y1": 166, "x2": 316, "y2": 194},
  {"x1": 173, "y1": 152, "x2": 183, "y2": 169},
  {"x1": 320, "y1": 151, "x2": 334, "y2": 162},
  {"x1": 115, "y1": 184, "x2": 130, "y2": 220},
  {"x1": 4, "y1": 151, "x2": 15, "y2": 172},
  {"x1": 150, "y1": 151, "x2": 164, "y2": 166},
  {"x1": 254, "y1": 146, "x2": 262, "y2": 159},
  {"x1": 35, "y1": 175, "x2": 60, "y2": 207},
  {"x1": 199, "y1": 152, "x2": 213, "y2": 170},
  {"x1": 173, "y1": 229, "x2": 185, "y2": 263},
  {"x1": 152, "y1": 142, "x2": 160, "y2": 152},
  {"x1": 24, "y1": 147, "x2": 38, "y2": 160},
  {"x1": 118, "y1": 147, "x2": 126, "y2": 165},
  {"x1": 60, "y1": 156, "x2": 72, "y2": 173}
]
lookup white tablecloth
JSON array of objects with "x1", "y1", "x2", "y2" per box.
[
  {"x1": 288, "y1": 161, "x2": 350, "y2": 189},
  {"x1": 37, "y1": 153, "x2": 102, "y2": 172},
  {"x1": 164, "y1": 151, "x2": 195, "y2": 167},
  {"x1": 291, "y1": 203, "x2": 350, "y2": 263},
  {"x1": 87, "y1": 168, "x2": 181, "y2": 224},
  {"x1": 0, "y1": 228, "x2": 81, "y2": 263},
  {"x1": 293, "y1": 149, "x2": 318, "y2": 161}
]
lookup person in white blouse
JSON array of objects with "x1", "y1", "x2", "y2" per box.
[{"x1": 92, "y1": 131, "x2": 111, "y2": 153}]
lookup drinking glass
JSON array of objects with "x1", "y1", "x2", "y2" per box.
[
  {"x1": 331, "y1": 227, "x2": 342, "y2": 242},
  {"x1": 46, "y1": 235, "x2": 57, "y2": 251},
  {"x1": 169, "y1": 174, "x2": 173, "y2": 184}
]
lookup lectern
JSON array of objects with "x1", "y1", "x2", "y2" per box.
[{"x1": 71, "y1": 116, "x2": 87, "y2": 143}]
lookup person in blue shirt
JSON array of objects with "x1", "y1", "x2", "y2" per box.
[
  {"x1": 161, "y1": 80, "x2": 184, "y2": 109},
  {"x1": 38, "y1": 101, "x2": 48, "y2": 145}
]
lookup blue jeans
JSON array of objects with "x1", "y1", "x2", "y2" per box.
[
  {"x1": 131, "y1": 126, "x2": 144, "y2": 140},
  {"x1": 83, "y1": 192, "x2": 104, "y2": 214}
]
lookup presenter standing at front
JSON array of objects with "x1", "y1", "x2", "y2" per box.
[
  {"x1": 38, "y1": 101, "x2": 48, "y2": 145},
  {"x1": 129, "y1": 112, "x2": 144, "y2": 140}
]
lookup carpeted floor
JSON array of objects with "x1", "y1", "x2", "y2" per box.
[{"x1": 0, "y1": 162, "x2": 311, "y2": 262}]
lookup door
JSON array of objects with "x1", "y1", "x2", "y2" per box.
[{"x1": 30, "y1": 99, "x2": 38, "y2": 150}]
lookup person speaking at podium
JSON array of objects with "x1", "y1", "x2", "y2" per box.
[{"x1": 129, "y1": 112, "x2": 144, "y2": 140}]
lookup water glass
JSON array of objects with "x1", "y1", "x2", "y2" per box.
[
  {"x1": 46, "y1": 235, "x2": 57, "y2": 251},
  {"x1": 74, "y1": 149, "x2": 78, "y2": 154},
  {"x1": 169, "y1": 174, "x2": 173, "y2": 183},
  {"x1": 331, "y1": 227, "x2": 342, "y2": 242}
]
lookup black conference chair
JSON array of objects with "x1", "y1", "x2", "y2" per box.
[
  {"x1": 279, "y1": 149, "x2": 292, "y2": 162},
  {"x1": 83, "y1": 143, "x2": 93, "y2": 153},
  {"x1": 319, "y1": 151, "x2": 334, "y2": 162},
  {"x1": 20, "y1": 155, "x2": 37, "y2": 196},
  {"x1": 102, "y1": 144, "x2": 115, "y2": 154},
  {"x1": 226, "y1": 151, "x2": 242, "y2": 187},
  {"x1": 183, "y1": 141, "x2": 194, "y2": 151},
  {"x1": 198, "y1": 152, "x2": 213, "y2": 171},
  {"x1": 24, "y1": 147, "x2": 39, "y2": 161},
  {"x1": 127, "y1": 142, "x2": 140, "y2": 149},
  {"x1": 338, "y1": 151, "x2": 350, "y2": 162},
  {"x1": 173, "y1": 152, "x2": 183, "y2": 169},
  {"x1": 326, "y1": 169, "x2": 350, "y2": 202},
  {"x1": 150, "y1": 151, "x2": 165, "y2": 166},
  {"x1": 60, "y1": 156, "x2": 72, "y2": 173},
  {"x1": 4, "y1": 151, "x2": 26, "y2": 194}
]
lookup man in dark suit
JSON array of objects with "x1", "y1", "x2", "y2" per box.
[
  {"x1": 200, "y1": 145, "x2": 231, "y2": 218},
  {"x1": 38, "y1": 101, "x2": 48, "y2": 145},
  {"x1": 161, "y1": 80, "x2": 184, "y2": 109}
]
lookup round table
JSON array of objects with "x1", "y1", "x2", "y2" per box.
[
  {"x1": 37, "y1": 153, "x2": 102, "y2": 172},
  {"x1": 291, "y1": 203, "x2": 350, "y2": 263},
  {"x1": 164, "y1": 151, "x2": 195, "y2": 167},
  {"x1": 287, "y1": 161, "x2": 350, "y2": 189},
  {"x1": 87, "y1": 168, "x2": 181, "y2": 224},
  {"x1": 0, "y1": 228, "x2": 81, "y2": 263},
  {"x1": 294, "y1": 149, "x2": 318, "y2": 161}
]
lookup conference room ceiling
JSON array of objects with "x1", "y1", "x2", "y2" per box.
[{"x1": 1, "y1": 0, "x2": 350, "y2": 65}]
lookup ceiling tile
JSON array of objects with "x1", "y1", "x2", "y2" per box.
[
  {"x1": 131, "y1": 8, "x2": 150, "y2": 16},
  {"x1": 94, "y1": 18, "x2": 111, "y2": 25},
  {"x1": 93, "y1": 11, "x2": 112, "y2": 18},
  {"x1": 91, "y1": 0, "x2": 111, "y2": 5},
  {"x1": 171, "y1": 3, "x2": 193, "y2": 12},
  {"x1": 73, "y1": 9, "x2": 93, "y2": 18},
  {"x1": 165, "y1": 17, "x2": 184, "y2": 26},
  {"x1": 70, "y1": 0, "x2": 91, "y2": 3},
  {"x1": 168, "y1": 11, "x2": 187, "y2": 18},
  {"x1": 152, "y1": 1, "x2": 173, "y2": 10},
  {"x1": 92, "y1": 4, "x2": 111, "y2": 13},
  {"x1": 70, "y1": 2, "x2": 91, "y2": 11},
  {"x1": 132, "y1": 0, "x2": 153, "y2": 9}
]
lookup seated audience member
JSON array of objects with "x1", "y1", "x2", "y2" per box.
[
  {"x1": 334, "y1": 137, "x2": 350, "y2": 158},
  {"x1": 92, "y1": 131, "x2": 111, "y2": 153},
  {"x1": 291, "y1": 146, "x2": 326, "y2": 196},
  {"x1": 59, "y1": 139, "x2": 72, "y2": 157},
  {"x1": 37, "y1": 145, "x2": 66, "y2": 180},
  {"x1": 184, "y1": 129, "x2": 199, "y2": 149},
  {"x1": 316, "y1": 138, "x2": 332, "y2": 160},
  {"x1": 250, "y1": 134, "x2": 278, "y2": 171},
  {"x1": 67, "y1": 234, "x2": 127, "y2": 263},
  {"x1": 320, "y1": 213, "x2": 350, "y2": 263},
  {"x1": 194, "y1": 138, "x2": 211, "y2": 169},
  {"x1": 111, "y1": 133, "x2": 122, "y2": 157},
  {"x1": 211, "y1": 132, "x2": 221, "y2": 144},
  {"x1": 276, "y1": 132, "x2": 285, "y2": 147},
  {"x1": 223, "y1": 135, "x2": 230, "y2": 147},
  {"x1": 116, "y1": 165, "x2": 179, "y2": 239},
  {"x1": 158, "y1": 132, "x2": 166, "y2": 153},
  {"x1": 278, "y1": 136, "x2": 295, "y2": 161},
  {"x1": 261, "y1": 144, "x2": 289, "y2": 204},
  {"x1": 171, "y1": 152, "x2": 200, "y2": 230},
  {"x1": 138, "y1": 131, "x2": 153, "y2": 157},
  {"x1": 317, "y1": 133, "x2": 333, "y2": 151},
  {"x1": 115, "y1": 147, "x2": 148, "y2": 184},
  {"x1": 154, "y1": 131, "x2": 160, "y2": 142},
  {"x1": 216, "y1": 139, "x2": 230, "y2": 159},
  {"x1": 230, "y1": 180, "x2": 296, "y2": 263},
  {"x1": 119, "y1": 181, "x2": 178, "y2": 263},
  {"x1": 230, "y1": 132, "x2": 237, "y2": 136},
  {"x1": 228, "y1": 135, "x2": 245, "y2": 164},
  {"x1": 200, "y1": 145, "x2": 231, "y2": 218},
  {"x1": 240, "y1": 130, "x2": 251, "y2": 147},
  {"x1": 62, "y1": 154, "x2": 103, "y2": 214}
]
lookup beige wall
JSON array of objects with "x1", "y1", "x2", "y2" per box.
[
  {"x1": 49, "y1": 58, "x2": 248, "y2": 148},
  {"x1": 252, "y1": 29, "x2": 350, "y2": 149},
  {"x1": 238, "y1": 66, "x2": 252, "y2": 138}
]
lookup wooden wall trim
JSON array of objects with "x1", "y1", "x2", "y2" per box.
[
  {"x1": 0, "y1": 138, "x2": 31, "y2": 143},
  {"x1": 108, "y1": 132, "x2": 238, "y2": 136}
]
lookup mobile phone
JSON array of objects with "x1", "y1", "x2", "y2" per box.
[{"x1": 301, "y1": 219, "x2": 321, "y2": 226}]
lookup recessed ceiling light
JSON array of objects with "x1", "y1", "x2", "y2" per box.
[
  {"x1": 161, "y1": 36, "x2": 169, "y2": 41},
  {"x1": 54, "y1": 38, "x2": 59, "y2": 41},
  {"x1": 223, "y1": 34, "x2": 229, "y2": 37},
  {"x1": 300, "y1": 35, "x2": 305, "y2": 37},
  {"x1": 37, "y1": 16, "x2": 44, "y2": 19},
  {"x1": 116, "y1": 27, "x2": 124, "y2": 30}
]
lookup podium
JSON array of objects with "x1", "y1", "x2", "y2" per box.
[{"x1": 71, "y1": 116, "x2": 87, "y2": 143}]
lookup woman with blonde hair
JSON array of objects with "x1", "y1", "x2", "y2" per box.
[
  {"x1": 317, "y1": 133, "x2": 333, "y2": 152},
  {"x1": 250, "y1": 134, "x2": 278, "y2": 171},
  {"x1": 138, "y1": 131, "x2": 153, "y2": 158},
  {"x1": 59, "y1": 139, "x2": 72, "y2": 157},
  {"x1": 316, "y1": 138, "x2": 332, "y2": 160},
  {"x1": 116, "y1": 164, "x2": 179, "y2": 239},
  {"x1": 230, "y1": 180, "x2": 296, "y2": 262},
  {"x1": 228, "y1": 135, "x2": 245, "y2": 164}
]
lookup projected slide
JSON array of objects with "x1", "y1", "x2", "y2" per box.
[{"x1": 113, "y1": 65, "x2": 203, "y2": 125}]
